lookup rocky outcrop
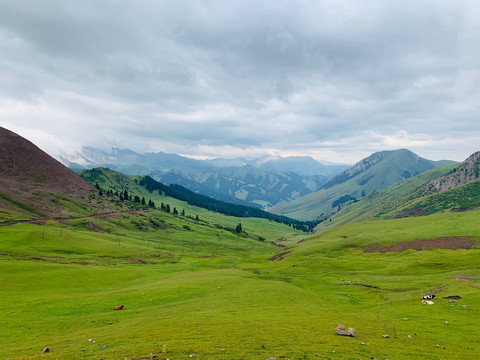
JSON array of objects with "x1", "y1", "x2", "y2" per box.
[
  {"x1": 323, "y1": 151, "x2": 388, "y2": 189},
  {"x1": 335, "y1": 324, "x2": 356, "y2": 337},
  {"x1": 426, "y1": 151, "x2": 480, "y2": 193}
]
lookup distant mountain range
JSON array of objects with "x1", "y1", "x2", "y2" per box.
[
  {"x1": 268, "y1": 149, "x2": 458, "y2": 220},
  {"x1": 4, "y1": 126, "x2": 480, "y2": 234},
  {"x1": 0, "y1": 126, "x2": 314, "y2": 230},
  {"x1": 62, "y1": 147, "x2": 349, "y2": 177},
  {"x1": 60, "y1": 147, "x2": 350, "y2": 208}
]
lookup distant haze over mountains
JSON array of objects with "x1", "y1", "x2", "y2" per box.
[
  {"x1": 61, "y1": 147, "x2": 349, "y2": 177},
  {"x1": 60, "y1": 147, "x2": 351, "y2": 208}
]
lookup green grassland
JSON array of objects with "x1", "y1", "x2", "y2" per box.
[{"x1": 2, "y1": 200, "x2": 480, "y2": 359}]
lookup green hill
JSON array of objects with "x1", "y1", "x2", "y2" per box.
[
  {"x1": 268, "y1": 149, "x2": 455, "y2": 221},
  {"x1": 315, "y1": 151, "x2": 480, "y2": 232},
  {"x1": 80, "y1": 167, "x2": 318, "y2": 231}
]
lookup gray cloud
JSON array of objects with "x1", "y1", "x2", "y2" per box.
[{"x1": 0, "y1": 0, "x2": 479, "y2": 163}]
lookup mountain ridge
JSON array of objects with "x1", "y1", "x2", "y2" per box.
[
  {"x1": 61, "y1": 147, "x2": 346, "y2": 208},
  {"x1": 268, "y1": 149, "x2": 457, "y2": 221}
]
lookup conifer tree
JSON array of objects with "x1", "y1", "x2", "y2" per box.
[{"x1": 235, "y1": 223, "x2": 242, "y2": 233}]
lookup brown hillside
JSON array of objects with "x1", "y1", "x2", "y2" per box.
[{"x1": 0, "y1": 126, "x2": 104, "y2": 219}]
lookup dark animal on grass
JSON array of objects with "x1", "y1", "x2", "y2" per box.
[
  {"x1": 113, "y1": 305, "x2": 125, "y2": 310},
  {"x1": 423, "y1": 295, "x2": 435, "y2": 300}
]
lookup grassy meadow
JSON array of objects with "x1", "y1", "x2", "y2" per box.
[{"x1": 1, "y1": 204, "x2": 480, "y2": 359}]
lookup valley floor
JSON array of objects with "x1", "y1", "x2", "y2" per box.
[{"x1": 1, "y1": 209, "x2": 480, "y2": 359}]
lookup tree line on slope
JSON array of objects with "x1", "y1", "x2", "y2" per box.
[{"x1": 139, "y1": 175, "x2": 317, "y2": 232}]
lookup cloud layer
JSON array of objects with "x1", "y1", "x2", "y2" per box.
[{"x1": 1, "y1": 0, "x2": 479, "y2": 163}]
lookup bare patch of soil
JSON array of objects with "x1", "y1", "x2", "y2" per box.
[
  {"x1": 394, "y1": 207, "x2": 428, "y2": 218},
  {"x1": 452, "y1": 273, "x2": 476, "y2": 281},
  {"x1": 85, "y1": 222, "x2": 108, "y2": 233},
  {"x1": 365, "y1": 236, "x2": 478, "y2": 253},
  {"x1": 127, "y1": 258, "x2": 149, "y2": 264},
  {"x1": 270, "y1": 251, "x2": 290, "y2": 261},
  {"x1": 30, "y1": 220, "x2": 47, "y2": 225},
  {"x1": 443, "y1": 295, "x2": 462, "y2": 300}
]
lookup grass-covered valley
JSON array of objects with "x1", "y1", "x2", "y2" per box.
[
  {"x1": 2, "y1": 127, "x2": 480, "y2": 359},
  {"x1": 2, "y1": 206, "x2": 480, "y2": 359}
]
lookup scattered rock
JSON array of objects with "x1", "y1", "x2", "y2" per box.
[
  {"x1": 335, "y1": 324, "x2": 356, "y2": 337},
  {"x1": 436, "y1": 344, "x2": 440, "y2": 348},
  {"x1": 266, "y1": 358, "x2": 277, "y2": 360},
  {"x1": 403, "y1": 318, "x2": 408, "y2": 321},
  {"x1": 109, "y1": 321, "x2": 113, "y2": 325},
  {"x1": 462, "y1": 305, "x2": 467, "y2": 309},
  {"x1": 408, "y1": 335, "x2": 412, "y2": 339},
  {"x1": 189, "y1": 355, "x2": 195, "y2": 358},
  {"x1": 382, "y1": 335, "x2": 390, "y2": 338},
  {"x1": 445, "y1": 321, "x2": 449, "y2": 325},
  {"x1": 42, "y1": 347, "x2": 50, "y2": 353}
]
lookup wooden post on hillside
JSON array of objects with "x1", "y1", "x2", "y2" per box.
[{"x1": 42, "y1": 227, "x2": 45, "y2": 239}]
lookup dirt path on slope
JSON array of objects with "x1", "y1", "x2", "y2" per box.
[{"x1": 0, "y1": 209, "x2": 154, "y2": 227}]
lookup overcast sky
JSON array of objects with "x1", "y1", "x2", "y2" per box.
[{"x1": 1, "y1": 0, "x2": 479, "y2": 164}]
